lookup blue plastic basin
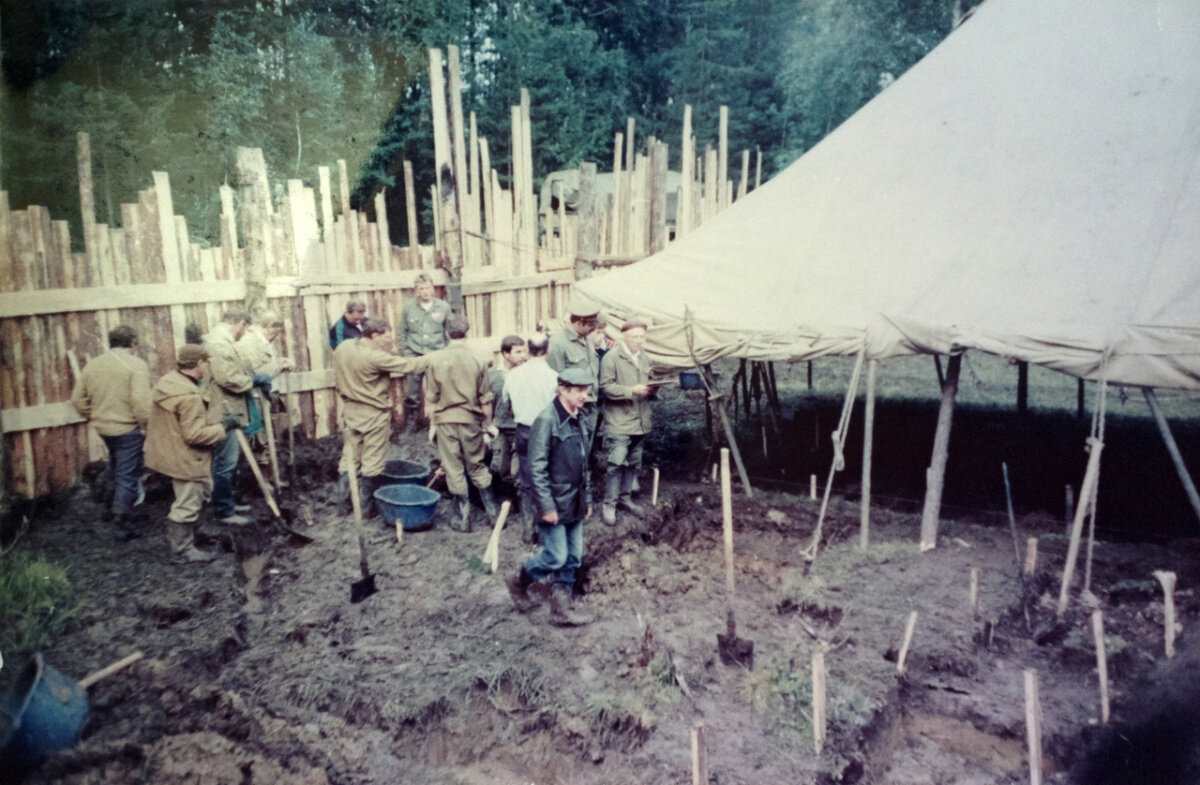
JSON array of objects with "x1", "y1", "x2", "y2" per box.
[
  {"x1": 0, "y1": 653, "x2": 89, "y2": 780},
  {"x1": 375, "y1": 484, "x2": 440, "y2": 531},
  {"x1": 380, "y1": 459, "x2": 431, "y2": 485}
]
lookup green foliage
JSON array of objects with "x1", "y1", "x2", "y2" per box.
[
  {"x1": 0, "y1": 551, "x2": 76, "y2": 656},
  {"x1": 747, "y1": 653, "x2": 814, "y2": 736}
]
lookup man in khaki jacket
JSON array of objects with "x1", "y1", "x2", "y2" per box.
[
  {"x1": 547, "y1": 295, "x2": 601, "y2": 451},
  {"x1": 145, "y1": 345, "x2": 240, "y2": 563},
  {"x1": 333, "y1": 317, "x2": 426, "y2": 516},
  {"x1": 70, "y1": 324, "x2": 152, "y2": 540},
  {"x1": 425, "y1": 313, "x2": 499, "y2": 532},
  {"x1": 205, "y1": 309, "x2": 271, "y2": 524},
  {"x1": 599, "y1": 319, "x2": 654, "y2": 526}
]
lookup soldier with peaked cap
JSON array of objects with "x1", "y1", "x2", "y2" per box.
[
  {"x1": 546, "y1": 294, "x2": 601, "y2": 451},
  {"x1": 599, "y1": 318, "x2": 654, "y2": 526},
  {"x1": 145, "y1": 345, "x2": 242, "y2": 563},
  {"x1": 506, "y1": 366, "x2": 596, "y2": 627},
  {"x1": 333, "y1": 317, "x2": 427, "y2": 517}
]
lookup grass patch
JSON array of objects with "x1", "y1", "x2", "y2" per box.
[
  {"x1": 0, "y1": 550, "x2": 76, "y2": 656},
  {"x1": 747, "y1": 653, "x2": 878, "y2": 740}
]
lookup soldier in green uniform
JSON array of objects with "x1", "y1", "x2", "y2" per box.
[
  {"x1": 398, "y1": 272, "x2": 451, "y2": 426},
  {"x1": 333, "y1": 318, "x2": 426, "y2": 516},
  {"x1": 546, "y1": 294, "x2": 601, "y2": 451},
  {"x1": 599, "y1": 319, "x2": 653, "y2": 525},
  {"x1": 424, "y1": 313, "x2": 500, "y2": 532}
]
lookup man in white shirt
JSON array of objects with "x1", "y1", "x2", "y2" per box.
[{"x1": 502, "y1": 332, "x2": 559, "y2": 538}]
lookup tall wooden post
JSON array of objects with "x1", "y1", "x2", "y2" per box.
[
  {"x1": 1143, "y1": 389, "x2": 1200, "y2": 526},
  {"x1": 575, "y1": 162, "x2": 597, "y2": 281},
  {"x1": 919, "y1": 353, "x2": 962, "y2": 551},
  {"x1": 649, "y1": 141, "x2": 668, "y2": 253},
  {"x1": 860, "y1": 358, "x2": 877, "y2": 549},
  {"x1": 429, "y1": 48, "x2": 463, "y2": 312}
]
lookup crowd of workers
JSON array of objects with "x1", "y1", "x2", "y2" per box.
[{"x1": 69, "y1": 277, "x2": 655, "y2": 627}]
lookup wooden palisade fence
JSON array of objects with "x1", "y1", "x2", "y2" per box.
[{"x1": 0, "y1": 45, "x2": 759, "y2": 500}]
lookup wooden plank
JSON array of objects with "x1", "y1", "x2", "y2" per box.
[
  {"x1": 318, "y1": 165, "x2": 336, "y2": 276},
  {"x1": 610, "y1": 132, "x2": 624, "y2": 252},
  {"x1": 109, "y1": 226, "x2": 130, "y2": 285},
  {"x1": 289, "y1": 179, "x2": 322, "y2": 279},
  {"x1": 428, "y1": 48, "x2": 452, "y2": 187},
  {"x1": 510, "y1": 104, "x2": 526, "y2": 275},
  {"x1": 679, "y1": 106, "x2": 693, "y2": 238},
  {"x1": 403, "y1": 160, "x2": 420, "y2": 266},
  {"x1": 374, "y1": 190, "x2": 390, "y2": 269},
  {"x1": 755, "y1": 146, "x2": 763, "y2": 190},
  {"x1": 649, "y1": 141, "x2": 668, "y2": 253},
  {"x1": 0, "y1": 279, "x2": 246, "y2": 317},
  {"x1": 738, "y1": 149, "x2": 750, "y2": 201},
  {"x1": 519, "y1": 88, "x2": 535, "y2": 275},
  {"x1": 447, "y1": 45, "x2": 469, "y2": 211},
  {"x1": 218, "y1": 184, "x2": 237, "y2": 280},
  {"x1": 718, "y1": 106, "x2": 729, "y2": 211},
  {"x1": 0, "y1": 191, "x2": 12, "y2": 292},
  {"x1": 478, "y1": 143, "x2": 493, "y2": 239},
  {"x1": 77, "y1": 132, "x2": 96, "y2": 259}
]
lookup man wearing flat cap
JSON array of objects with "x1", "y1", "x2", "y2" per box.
[
  {"x1": 546, "y1": 294, "x2": 601, "y2": 451},
  {"x1": 145, "y1": 345, "x2": 244, "y2": 563},
  {"x1": 507, "y1": 366, "x2": 595, "y2": 627}
]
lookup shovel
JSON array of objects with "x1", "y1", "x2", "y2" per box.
[
  {"x1": 715, "y1": 448, "x2": 754, "y2": 667},
  {"x1": 233, "y1": 430, "x2": 281, "y2": 518},
  {"x1": 257, "y1": 390, "x2": 282, "y2": 493},
  {"x1": 345, "y1": 442, "x2": 378, "y2": 603}
]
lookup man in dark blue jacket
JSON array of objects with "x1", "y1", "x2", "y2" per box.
[{"x1": 507, "y1": 367, "x2": 595, "y2": 626}]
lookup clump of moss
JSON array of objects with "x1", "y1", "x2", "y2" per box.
[{"x1": 0, "y1": 550, "x2": 76, "y2": 656}]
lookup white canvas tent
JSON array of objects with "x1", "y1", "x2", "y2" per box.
[{"x1": 578, "y1": 0, "x2": 1200, "y2": 393}]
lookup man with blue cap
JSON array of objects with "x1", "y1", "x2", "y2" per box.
[{"x1": 506, "y1": 366, "x2": 595, "y2": 626}]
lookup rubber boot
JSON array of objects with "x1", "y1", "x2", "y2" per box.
[
  {"x1": 452, "y1": 494, "x2": 473, "y2": 533},
  {"x1": 361, "y1": 474, "x2": 382, "y2": 519},
  {"x1": 601, "y1": 472, "x2": 621, "y2": 526},
  {"x1": 519, "y1": 489, "x2": 539, "y2": 544},
  {"x1": 479, "y1": 484, "x2": 500, "y2": 520},
  {"x1": 506, "y1": 566, "x2": 538, "y2": 613},
  {"x1": 337, "y1": 472, "x2": 352, "y2": 515},
  {"x1": 548, "y1": 584, "x2": 593, "y2": 627},
  {"x1": 114, "y1": 513, "x2": 143, "y2": 541},
  {"x1": 618, "y1": 467, "x2": 645, "y2": 516}
]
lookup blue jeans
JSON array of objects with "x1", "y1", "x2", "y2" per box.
[
  {"x1": 210, "y1": 430, "x2": 241, "y2": 518},
  {"x1": 525, "y1": 518, "x2": 583, "y2": 587},
  {"x1": 101, "y1": 428, "x2": 144, "y2": 515}
]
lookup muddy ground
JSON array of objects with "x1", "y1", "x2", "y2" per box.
[{"x1": 5, "y1": 380, "x2": 1200, "y2": 785}]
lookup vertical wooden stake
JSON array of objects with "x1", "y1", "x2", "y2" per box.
[
  {"x1": 690, "y1": 723, "x2": 707, "y2": 785},
  {"x1": 721, "y1": 449, "x2": 735, "y2": 598},
  {"x1": 969, "y1": 568, "x2": 980, "y2": 620},
  {"x1": 1065, "y1": 484, "x2": 1075, "y2": 527},
  {"x1": 812, "y1": 650, "x2": 827, "y2": 755},
  {"x1": 1091, "y1": 610, "x2": 1110, "y2": 724},
  {"x1": 897, "y1": 611, "x2": 918, "y2": 673},
  {"x1": 1153, "y1": 570, "x2": 1178, "y2": 658},
  {"x1": 1024, "y1": 669, "x2": 1043, "y2": 785},
  {"x1": 920, "y1": 354, "x2": 962, "y2": 551},
  {"x1": 711, "y1": 463, "x2": 718, "y2": 483},
  {"x1": 810, "y1": 474, "x2": 817, "y2": 501},
  {"x1": 1057, "y1": 438, "x2": 1105, "y2": 617},
  {"x1": 1024, "y1": 538, "x2": 1039, "y2": 574},
  {"x1": 651, "y1": 467, "x2": 660, "y2": 507},
  {"x1": 860, "y1": 358, "x2": 877, "y2": 549}
]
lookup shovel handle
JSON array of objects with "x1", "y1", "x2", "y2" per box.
[
  {"x1": 234, "y1": 429, "x2": 281, "y2": 517},
  {"x1": 78, "y1": 651, "x2": 144, "y2": 689},
  {"x1": 345, "y1": 440, "x2": 371, "y2": 580}
]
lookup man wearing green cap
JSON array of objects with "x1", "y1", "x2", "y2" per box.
[
  {"x1": 546, "y1": 294, "x2": 601, "y2": 451},
  {"x1": 506, "y1": 366, "x2": 595, "y2": 627}
]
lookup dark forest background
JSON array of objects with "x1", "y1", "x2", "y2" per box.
[{"x1": 0, "y1": 0, "x2": 974, "y2": 245}]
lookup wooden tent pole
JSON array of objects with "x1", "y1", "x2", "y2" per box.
[
  {"x1": 860, "y1": 358, "x2": 877, "y2": 549},
  {"x1": 919, "y1": 353, "x2": 962, "y2": 551},
  {"x1": 1143, "y1": 388, "x2": 1200, "y2": 527},
  {"x1": 704, "y1": 366, "x2": 753, "y2": 499}
]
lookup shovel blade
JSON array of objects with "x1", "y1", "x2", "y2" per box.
[
  {"x1": 350, "y1": 574, "x2": 378, "y2": 604},
  {"x1": 717, "y1": 632, "x2": 755, "y2": 668}
]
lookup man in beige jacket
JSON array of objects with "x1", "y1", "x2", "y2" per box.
[
  {"x1": 205, "y1": 309, "x2": 271, "y2": 524},
  {"x1": 598, "y1": 319, "x2": 654, "y2": 526},
  {"x1": 333, "y1": 317, "x2": 426, "y2": 516},
  {"x1": 145, "y1": 345, "x2": 240, "y2": 562},
  {"x1": 70, "y1": 324, "x2": 152, "y2": 540}
]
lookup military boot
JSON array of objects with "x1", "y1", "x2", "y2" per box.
[
  {"x1": 114, "y1": 513, "x2": 144, "y2": 541},
  {"x1": 451, "y1": 494, "x2": 473, "y2": 533},
  {"x1": 618, "y1": 467, "x2": 645, "y2": 516},
  {"x1": 361, "y1": 475, "x2": 383, "y2": 519},
  {"x1": 479, "y1": 484, "x2": 500, "y2": 521},
  {"x1": 601, "y1": 472, "x2": 621, "y2": 526},
  {"x1": 548, "y1": 584, "x2": 594, "y2": 627},
  {"x1": 506, "y1": 566, "x2": 538, "y2": 613}
]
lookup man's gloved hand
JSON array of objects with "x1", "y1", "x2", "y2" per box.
[
  {"x1": 221, "y1": 414, "x2": 243, "y2": 432},
  {"x1": 251, "y1": 373, "x2": 273, "y2": 395}
]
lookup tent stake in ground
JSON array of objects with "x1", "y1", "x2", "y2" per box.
[
  {"x1": 1153, "y1": 570, "x2": 1178, "y2": 658},
  {"x1": 716, "y1": 448, "x2": 753, "y2": 667},
  {"x1": 1024, "y1": 668, "x2": 1043, "y2": 785},
  {"x1": 896, "y1": 611, "x2": 918, "y2": 674},
  {"x1": 812, "y1": 650, "x2": 827, "y2": 754},
  {"x1": 1091, "y1": 610, "x2": 1110, "y2": 723}
]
